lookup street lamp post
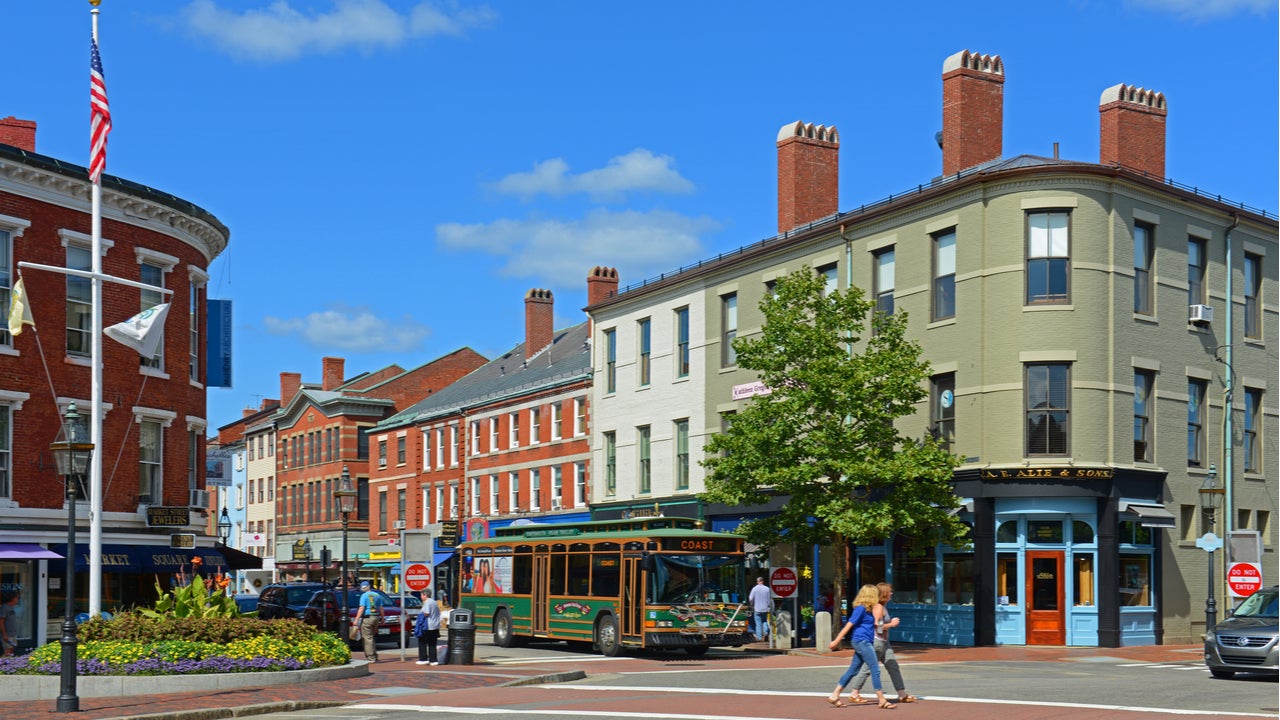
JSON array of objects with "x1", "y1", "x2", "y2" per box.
[
  {"x1": 50, "y1": 403, "x2": 93, "y2": 714},
  {"x1": 334, "y1": 466, "x2": 357, "y2": 644},
  {"x1": 217, "y1": 507, "x2": 231, "y2": 545},
  {"x1": 303, "y1": 539, "x2": 313, "y2": 583},
  {"x1": 1199, "y1": 464, "x2": 1224, "y2": 631}
]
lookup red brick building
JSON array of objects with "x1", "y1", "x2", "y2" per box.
[{"x1": 0, "y1": 118, "x2": 230, "y2": 651}]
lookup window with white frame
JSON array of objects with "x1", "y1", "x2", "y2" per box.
[
  {"x1": 189, "y1": 267, "x2": 207, "y2": 382},
  {"x1": 1134, "y1": 222, "x2": 1154, "y2": 315},
  {"x1": 510, "y1": 412, "x2": 520, "y2": 447},
  {"x1": 1027, "y1": 212, "x2": 1070, "y2": 304},
  {"x1": 818, "y1": 263, "x2": 838, "y2": 297},
  {"x1": 720, "y1": 293, "x2": 737, "y2": 367},
  {"x1": 551, "y1": 402, "x2": 563, "y2": 440},
  {"x1": 490, "y1": 474, "x2": 501, "y2": 513},
  {"x1": 471, "y1": 477, "x2": 481, "y2": 515},
  {"x1": 1188, "y1": 378, "x2": 1207, "y2": 467},
  {"x1": 422, "y1": 428, "x2": 431, "y2": 467},
  {"x1": 423, "y1": 486, "x2": 433, "y2": 525},
  {"x1": 604, "y1": 328, "x2": 617, "y2": 393},
  {"x1": 638, "y1": 425, "x2": 651, "y2": 494},
  {"x1": 1188, "y1": 237, "x2": 1207, "y2": 306},
  {"x1": 470, "y1": 421, "x2": 480, "y2": 455},
  {"x1": 674, "y1": 306, "x2": 690, "y2": 378},
  {"x1": 66, "y1": 243, "x2": 92, "y2": 356},
  {"x1": 604, "y1": 431, "x2": 616, "y2": 496},
  {"x1": 933, "y1": 230, "x2": 956, "y2": 320},
  {"x1": 188, "y1": 427, "x2": 201, "y2": 495},
  {"x1": 674, "y1": 419, "x2": 689, "y2": 491},
  {"x1": 574, "y1": 397, "x2": 587, "y2": 436},
  {"x1": 509, "y1": 471, "x2": 520, "y2": 511},
  {"x1": 448, "y1": 483, "x2": 457, "y2": 517},
  {"x1": 1244, "y1": 388, "x2": 1262, "y2": 473},
  {"x1": 1025, "y1": 363, "x2": 1070, "y2": 456},
  {"x1": 449, "y1": 424, "x2": 458, "y2": 465},
  {"x1": 638, "y1": 317, "x2": 651, "y2": 386},
  {"x1": 0, "y1": 405, "x2": 10, "y2": 499},
  {"x1": 139, "y1": 419, "x2": 163, "y2": 504},
  {"x1": 874, "y1": 249, "x2": 895, "y2": 316},
  {"x1": 574, "y1": 462, "x2": 586, "y2": 505},
  {"x1": 378, "y1": 439, "x2": 387, "y2": 468},
  {"x1": 0, "y1": 227, "x2": 13, "y2": 347},
  {"x1": 530, "y1": 407, "x2": 541, "y2": 444},
  {"x1": 397, "y1": 435, "x2": 406, "y2": 464},
  {"x1": 435, "y1": 427, "x2": 444, "y2": 468},
  {"x1": 490, "y1": 416, "x2": 500, "y2": 450},
  {"x1": 435, "y1": 485, "x2": 444, "y2": 523},
  {"x1": 530, "y1": 468, "x2": 541, "y2": 510},
  {"x1": 1244, "y1": 253, "x2": 1262, "y2": 339},
  {"x1": 551, "y1": 465, "x2": 562, "y2": 507},
  {"x1": 139, "y1": 261, "x2": 166, "y2": 369},
  {"x1": 1134, "y1": 370, "x2": 1154, "y2": 463}
]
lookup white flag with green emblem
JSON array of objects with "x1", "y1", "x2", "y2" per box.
[{"x1": 105, "y1": 303, "x2": 169, "y2": 357}]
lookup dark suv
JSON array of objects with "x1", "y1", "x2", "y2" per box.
[{"x1": 256, "y1": 582, "x2": 339, "y2": 630}]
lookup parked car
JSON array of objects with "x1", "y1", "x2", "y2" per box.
[
  {"x1": 255, "y1": 582, "x2": 338, "y2": 630},
  {"x1": 394, "y1": 593, "x2": 423, "y2": 623},
  {"x1": 342, "y1": 587, "x2": 403, "y2": 644},
  {"x1": 1205, "y1": 585, "x2": 1278, "y2": 679},
  {"x1": 233, "y1": 593, "x2": 259, "y2": 614}
]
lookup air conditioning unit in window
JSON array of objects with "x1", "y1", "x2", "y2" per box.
[
  {"x1": 1189, "y1": 304, "x2": 1214, "y2": 324},
  {"x1": 392, "y1": 519, "x2": 406, "y2": 530},
  {"x1": 188, "y1": 489, "x2": 208, "y2": 508},
  {"x1": 551, "y1": 498, "x2": 563, "y2": 510}
]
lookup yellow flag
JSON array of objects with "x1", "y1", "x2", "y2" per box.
[{"x1": 8, "y1": 277, "x2": 33, "y2": 337}]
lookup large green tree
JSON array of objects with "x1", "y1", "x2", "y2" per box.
[{"x1": 701, "y1": 267, "x2": 966, "y2": 602}]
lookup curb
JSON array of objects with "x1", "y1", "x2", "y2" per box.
[{"x1": 499, "y1": 670, "x2": 587, "y2": 687}]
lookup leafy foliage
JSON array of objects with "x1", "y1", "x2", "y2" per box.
[
  {"x1": 140, "y1": 557, "x2": 236, "y2": 619},
  {"x1": 701, "y1": 268, "x2": 967, "y2": 570}
]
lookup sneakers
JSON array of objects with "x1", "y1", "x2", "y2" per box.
[
  {"x1": 430, "y1": 661, "x2": 439, "y2": 666},
  {"x1": 415, "y1": 660, "x2": 430, "y2": 665}
]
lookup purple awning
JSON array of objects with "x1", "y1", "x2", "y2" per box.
[{"x1": 0, "y1": 543, "x2": 64, "y2": 560}]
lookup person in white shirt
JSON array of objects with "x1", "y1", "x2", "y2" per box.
[
  {"x1": 747, "y1": 577, "x2": 772, "y2": 640},
  {"x1": 413, "y1": 595, "x2": 442, "y2": 665}
]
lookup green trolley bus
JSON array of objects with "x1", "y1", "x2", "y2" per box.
[{"x1": 457, "y1": 517, "x2": 755, "y2": 656}]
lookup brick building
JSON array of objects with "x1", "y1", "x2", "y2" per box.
[{"x1": 0, "y1": 117, "x2": 230, "y2": 652}]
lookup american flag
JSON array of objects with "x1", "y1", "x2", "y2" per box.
[{"x1": 89, "y1": 37, "x2": 111, "y2": 184}]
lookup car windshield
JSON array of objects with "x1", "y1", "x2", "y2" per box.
[
  {"x1": 1234, "y1": 588, "x2": 1279, "y2": 618},
  {"x1": 648, "y1": 554, "x2": 745, "y2": 604}
]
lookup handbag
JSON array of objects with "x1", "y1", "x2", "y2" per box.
[{"x1": 349, "y1": 623, "x2": 361, "y2": 641}]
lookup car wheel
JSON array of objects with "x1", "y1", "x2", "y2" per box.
[
  {"x1": 493, "y1": 609, "x2": 517, "y2": 648},
  {"x1": 1209, "y1": 667, "x2": 1236, "y2": 679},
  {"x1": 595, "y1": 614, "x2": 622, "y2": 657}
]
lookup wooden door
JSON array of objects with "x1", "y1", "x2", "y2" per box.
[
  {"x1": 1025, "y1": 551, "x2": 1065, "y2": 645},
  {"x1": 621, "y1": 557, "x2": 645, "y2": 644}
]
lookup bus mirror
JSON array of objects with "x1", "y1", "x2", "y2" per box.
[{"x1": 641, "y1": 554, "x2": 656, "y2": 573}]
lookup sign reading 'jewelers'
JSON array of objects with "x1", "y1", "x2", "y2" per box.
[{"x1": 146, "y1": 506, "x2": 191, "y2": 527}]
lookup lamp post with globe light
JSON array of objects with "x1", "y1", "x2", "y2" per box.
[
  {"x1": 334, "y1": 466, "x2": 358, "y2": 643},
  {"x1": 51, "y1": 403, "x2": 93, "y2": 713},
  {"x1": 1199, "y1": 464, "x2": 1224, "y2": 631}
]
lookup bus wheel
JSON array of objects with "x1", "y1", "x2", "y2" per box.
[
  {"x1": 595, "y1": 615, "x2": 622, "y2": 657},
  {"x1": 684, "y1": 646, "x2": 709, "y2": 657},
  {"x1": 493, "y1": 609, "x2": 516, "y2": 648}
]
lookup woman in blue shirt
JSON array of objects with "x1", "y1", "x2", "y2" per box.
[{"x1": 826, "y1": 584, "x2": 895, "y2": 709}]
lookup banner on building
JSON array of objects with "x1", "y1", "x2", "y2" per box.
[
  {"x1": 207, "y1": 298, "x2": 233, "y2": 388},
  {"x1": 206, "y1": 447, "x2": 234, "y2": 488}
]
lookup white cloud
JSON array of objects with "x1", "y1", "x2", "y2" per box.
[
  {"x1": 492, "y1": 149, "x2": 696, "y2": 201},
  {"x1": 180, "y1": 0, "x2": 495, "y2": 61},
  {"x1": 1125, "y1": 0, "x2": 1273, "y2": 20},
  {"x1": 436, "y1": 209, "x2": 719, "y2": 289},
  {"x1": 263, "y1": 305, "x2": 430, "y2": 352}
]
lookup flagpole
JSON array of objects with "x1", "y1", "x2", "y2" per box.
[{"x1": 88, "y1": 0, "x2": 105, "y2": 618}]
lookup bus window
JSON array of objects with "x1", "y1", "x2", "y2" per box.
[
  {"x1": 649, "y1": 554, "x2": 744, "y2": 604},
  {"x1": 568, "y1": 554, "x2": 590, "y2": 595},
  {"x1": 549, "y1": 554, "x2": 566, "y2": 595},
  {"x1": 512, "y1": 554, "x2": 533, "y2": 595},
  {"x1": 592, "y1": 554, "x2": 620, "y2": 596}
]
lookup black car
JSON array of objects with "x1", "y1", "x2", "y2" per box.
[{"x1": 255, "y1": 582, "x2": 339, "y2": 630}]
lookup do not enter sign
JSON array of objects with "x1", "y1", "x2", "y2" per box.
[
  {"x1": 404, "y1": 563, "x2": 432, "y2": 592},
  {"x1": 769, "y1": 566, "x2": 798, "y2": 598},
  {"x1": 1227, "y1": 562, "x2": 1263, "y2": 598}
]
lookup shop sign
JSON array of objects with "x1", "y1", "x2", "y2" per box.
[
  {"x1": 146, "y1": 506, "x2": 191, "y2": 527},
  {"x1": 980, "y1": 467, "x2": 1114, "y2": 480},
  {"x1": 438, "y1": 521, "x2": 459, "y2": 548},
  {"x1": 732, "y1": 381, "x2": 771, "y2": 401},
  {"x1": 169, "y1": 533, "x2": 196, "y2": 549}
]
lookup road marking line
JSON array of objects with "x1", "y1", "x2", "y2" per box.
[
  {"x1": 348, "y1": 705, "x2": 810, "y2": 719},
  {"x1": 531, "y1": 685, "x2": 1277, "y2": 717},
  {"x1": 488, "y1": 656, "x2": 625, "y2": 665}
]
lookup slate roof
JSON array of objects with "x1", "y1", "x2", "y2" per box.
[{"x1": 376, "y1": 321, "x2": 591, "y2": 430}]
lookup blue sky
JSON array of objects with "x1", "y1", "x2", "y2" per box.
[{"x1": 4, "y1": 0, "x2": 1276, "y2": 432}]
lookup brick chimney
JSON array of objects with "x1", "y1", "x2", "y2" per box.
[
  {"x1": 1099, "y1": 84, "x2": 1167, "y2": 179},
  {"x1": 777, "y1": 121, "x2": 839, "y2": 234},
  {"x1": 280, "y1": 372, "x2": 302, "y2": 406},
  {"x1": 322, "y1": 356, "x2": 345, "y2": 391},
  {"x1": 586, "y1": 266, "x2": 619, "y2": 307},
  {"x1": 941, "y1": 50, "x2": 1005, "y2": 176},
  {"x1": 0, "y1": 117, "x2": 35, "y2": 152},
  {"x1": 524, "y1": 288, "x2": 554, "y2": 360}
]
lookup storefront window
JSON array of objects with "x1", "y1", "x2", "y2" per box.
[
  {"x1": 1119, "y1": 521, "x2": 1152, "y2": 546},
  {"x1": 892, "y1": 545, "x2": 936, "y2": 604},
  {"x1": 996, "y1": 520, "x2": 1018, "y2": 543},
  {"x1": 1119, "y1": 555, "x2": 1151, "y2": 606},
  {"x1": 1072, "y1": 520, "x2": 1094, "y2": 544},
  {"x1": 1074, "y1": 555, "x2": 1095, "y2": 606},
  {"x1": 942, "y1": 554, "x2": 974, "y2": 604},
  {"x1": 0, "y1": 561, "x2": 31, "y2": 651},
  {"x1": 996, "y1": 552, "x2": 1019, "y2": 605},
  {"x1": 1027, "y1": 520, "x2": 1063, "y2": 543},
  {"x1": 858, "y1": 554, "x2": 885, "y2": 588}
]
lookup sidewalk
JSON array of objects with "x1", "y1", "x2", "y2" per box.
[{"x1": 0, "y1": 642, "x2": 1204, "y2": 720}]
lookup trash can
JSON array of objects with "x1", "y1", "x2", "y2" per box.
[{"x1": 447, "y1": 608, "x2": 475, "y2": 666}]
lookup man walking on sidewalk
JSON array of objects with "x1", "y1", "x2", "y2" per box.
[
  {"x1": 414, "y1": 594, "x2": 442, "y2": 666},
  {"x1": 748, "y1": 577, "x2": 772, "y2": 641}
]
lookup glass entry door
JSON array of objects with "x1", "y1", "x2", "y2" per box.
[{"x1": 1025, "y1": 551, "x2": 1065, "y2": 645}]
